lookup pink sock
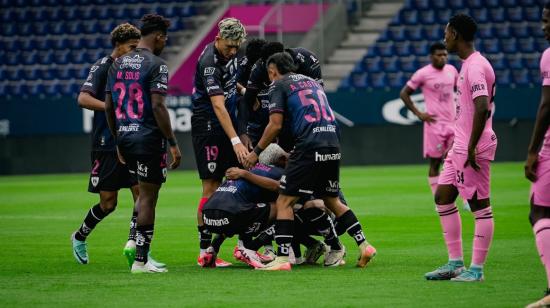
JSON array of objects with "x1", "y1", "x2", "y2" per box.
[
  {"x1": 471, "y1": 206, "x2": 494, "y2": 266},
  {"x1": 436, "y1": 203, "x2": 463, "y2": 260},
  {"x1": 533, "y1": 219, "x2": 550, "y2": 289},
  {"x1": 428, "y1": 176, "x2": 439, "y2": 195}
]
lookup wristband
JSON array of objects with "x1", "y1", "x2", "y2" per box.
[
  {"x1": 167, "y1": 138, "x2": 177, "y2": 147},
  {"x1": 240, "y1": 87, "x2": 246, "y2": 96},
  {"x1": 231, "y1": 137, "x2": 242, "y2": 146},
  {"x1": 253, "y1": 145, "x2": 263, "y2": 156}
]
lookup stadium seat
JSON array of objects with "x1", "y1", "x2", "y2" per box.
[
  {"x1": 39, "y1": 50, "x2": 55, "y2": 65},
  {"x1": 401, "y1": 10, "x2": 419, "y2": 25},
  {"x1": 529, "y1": 68, "x2": 541, "y2": 84},
  {"x1": 519, "y1": 38, "x2": 536, "y2": 53},
  {"x1": 496, "y1": 69, "x2": 512, "y2": 85},
  {"x1": 411, "y1": 40, "x2": 429, "y2": 56},
  {"x1": 465, "y1": 0, "x2": 483, "y2": 8},
  {"x1": 481, "y1": 39, "x2": 500, "y2": 54},
  {"x1": 351, "y1": 72, "x2": 369, "y2": 88},
  {"x1": 45, "y1": 82, "x2": 63, "y2": 96},
  {"x1": 436, "y1": 9, "x2": 452, "y2": 24},
  {"x1": 525, "y1": 6, "x2": 540, "y2": 22},
  {"x1": 388, "y1": 26, "x2": 406, "y2": 41},
  {"x1": 418, "y1": 10, "x2": 435, "y2": 24},
  {"x1": 501, "y1": 0, "x2": 518, "y2": 7},
  {"x1": 486, "y1": 53, "x2": 507, "y2": 70},
  {"x1": 424, "y1": 25, "x2": 443, "y2": 41},
  {"x1": 362, "y1": 56, "x2": 382, "y2": 73},
  {"x1": 369, "y1": 72, "x2": 388, "y2": 89},
  {"x1": 400, "y1": 55, "x2": 419, "y2": 73},
  {"x1": 405, "y1": 26, "x2": 424, "y2": 41},
  {"x1": 395, "y1": 41, "x2": 412, "y2": 56},
  {"x1": 449, "y1": 0, "x2": 465, "y2": 9},
  {"x1": 512, "y1": 69, "x2": 530, "y2": 85},
  {"x1": 382, "y1": 56, "x2": 400, "y2": 73},
  {"x1": 471, "y1": 8, "x2": 489, "y2": 23},
  {"x1": 430, "y1": 0, "x2": 447, "y2": 10},
  {"x1": 22, "y1": 51, "x2": 38, "y2": 65},
  {"x1": 478, "y1": 24, "x2": 494, "y2": 39},
  {"x1": 506, "y1": 7, "x2": 523, "y2": 22},
  {"x1": 30, "y1": 83, "x2": 45, "y2": 96},
  {"x1": 500, "y1": 38, "x2": 518, "y2": 53},
  {"x1": 377, "y1": 42, "x2": 396, "y2": 57},
  {"x1": 505, "y1": 54, "x2": 525, "y2": 70},
  {"x1": 489, "y1": 8, "x2": 506, "y2": 22},
  {"x1": 524, "y1": 53, "x2": 540, "y2": 70},
  {"x1": 494, "y1": 23, "x2": 511, "y2": 39},
  {"x1": 510, "y1": 22, "x2": 531, "y2": 38}
]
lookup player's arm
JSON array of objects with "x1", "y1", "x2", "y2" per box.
[
  {"x1": 525, "y1": 86, "x2": 550, "y2": 181},
  {"x1": 211, "y1": 95, "x2": 249, "y2": 163},
  {"x1": 465, "y1": 95, "x2": 490, "y2": 171},
  {"x1": 243, "y1": 112, "x2": 283, "y2": 169},
  {"x1": 104, "y1": 92, "x2": 116, "y2": 137},
  {"x1": 151, "y1": 93, "x2": 181, "y2": 169},
  {"x1": 225, "y1": 167, "x2": 279, "y2": 191},
  {"x1": 77, "y1": 92, "x2": 105, "y2": 111},
  {"x1": 400, "y1": 85, "x2": 436, "y2": 123}
]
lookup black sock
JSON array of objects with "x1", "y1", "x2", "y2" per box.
[
  {"x1": 298, "y1": 234, "x2": 319, "y2": 248},
  {"x1": 198, "y1": 225, "x2": 212, "y2": 250},
  {"x1": 303, "y1": 208, "x2": 341, "y2": 250},
  {"x1": 75, "y1": 204, "x2": 108, "y2": 241},
  {"x1": 335, "y1": 210, "x2": 366, "y2": 246},
  {"x1": 211, "y1": 234, "x2": 226, "y2": 253},
  {"x1": 247, "y1": 225, "x2": 275, "y2": 251},
  {"x1": 291, "y1": 238, "x2": 302, "y2": 258},
  {"x1": 127, "y1": 210, "x2": 138, "y2": 241},
  {"x1": 135, "y1": 224, "x2": 154, "y2": 263},
  {"x1": 275, "y1": 220, "x2": 294, "y2": 257}
]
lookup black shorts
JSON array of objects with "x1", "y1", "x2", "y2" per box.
[
  {"x1": 202, "y1": 204, "x2": 271, "y2": 237},
  {"x1": 192, "y1": 134, "x2": 239, "y2": 180},
  {"x1": 280, "y1": 147, "x2": 341, "y2": 198},
  {"x1": 120, "y1": 152, "x2": 167, "y2": 185},
  {"x1": 88, "y1": 151, "x2": 137, "y2": 193}
]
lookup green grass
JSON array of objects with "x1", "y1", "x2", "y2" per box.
[{"x1": 0, "y1": 162, "x2": 543, "y2": 307}]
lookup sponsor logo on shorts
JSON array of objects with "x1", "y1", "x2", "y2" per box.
[
  {"x1": 208, "y1": 162, "x2": 217, "y2": 173},
  {"x1": 326, "y1": 180, "x2": 339, "y2": 193},
  {"x1": 137, "y1": 162, "x2": 148, "y2": 177},
  {"x1": 91, "y1": 176, "x2": 99, "y2": 187},
  {"x1": 216, "y1": 185, "x2": 237, "y2": 193},
  {"x1": 204, "y1": 67, "x2": 215, "y2": 76},
  {"x1": 204, "y1": 217, "x2": 230, "y2": 226},
  {"x1": 315, "y1": 152, "x2": 341, "y2": 162}
]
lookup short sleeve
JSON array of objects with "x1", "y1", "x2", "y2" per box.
[
  {"x1": 467, "y1": 65, "x2": 489, "y2": 100},
  {"x1": 268, "y1": 80, "x2": 285, "y2": 114},
  {"x1": 105, "y1": 62, "x2": 116, "y2": 94},
  {"x1": 149, "y1": 60, "x2": 169, "y2": 96},
  {"x1": 541, "y1": 50, "x2": 550, "y2": 86},
  {"x1": 406, "y1": 69, "x2": 424, "y2": 90},
  {"x1": 81, "y1": 62, "x2": 107, "y2": 96},
  {"x1": 199, "y1": 62, "x2": 224, "y2": 97}
]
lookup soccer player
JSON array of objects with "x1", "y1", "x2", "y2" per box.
[
  {"x1": 400, "y1": 42, "x2": 458, "y2": 195},
  {"x1": 243, "y1": 52, "x2": 376, "y2": 271},
  {"x1": 424, "y1": 14, "x2": 497, "y2": 282},
  {"x1": 70, "y1": 23, "x2": 149, "y2": 265},
  {"x1": 105, "y1": 14, "x2": 181, "y2": 274},
  {"x1": 191, "y1": 18, "x2": 247, "y2": 267},
  {"x1": 240, "y1": 42, "x2": 323, "y2": 151},
  {"x1": 525, "y1": 3, "x2": 550, "y2": 307}
]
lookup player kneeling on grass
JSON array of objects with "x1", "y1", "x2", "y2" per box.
[
  {"x1": 243, "y1": 52, "x2": 376, "y2": 271},
  {"x1": 200, "y1": 144, "x2": 286, "y2": 268}
]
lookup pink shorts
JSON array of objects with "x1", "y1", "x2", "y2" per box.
[
  {"x1": 438, "y1": 151, "x2": 491, "y2": 200},
  {"x1": 423, "y1": 123, "x2": 454, "y2": 159},
  {"x1": 531, "y1": 154, "x2": 550, "y2": 207}
]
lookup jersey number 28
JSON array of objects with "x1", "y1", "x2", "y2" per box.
[{"x1": 113, "y1": 81, "x2": 144, "y2": 120}]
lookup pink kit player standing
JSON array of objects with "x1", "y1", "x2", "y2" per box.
[
  {"x1": 424, "y1": 13, "x2": 497, "y2": 283},
  {"x1": 525, "y1": 4, "x2": 550, "y2": 308},
  {"x1": 400, "y1": 42, "x2": 459, "y2": 195}
]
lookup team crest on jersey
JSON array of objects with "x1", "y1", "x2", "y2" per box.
[
  {"x1": 91, "y1": 176, "x2": 99, "y2": 187},
  {"x1": 204, "y1": 67, "x2": 215, "y2": 76},
  {"x1": 207, "y1": 162, "x2": 217, "y2": 173},
  {"x1": 160, "y1": 65, "x2": 168, "y2": 74}
]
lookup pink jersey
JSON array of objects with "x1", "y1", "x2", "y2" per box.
[
  {"x1": 454, "y1": 51, "x2": 497, "y2": 160},
  {"x1": 540, "y1": 47, "x2": 550, "y2": 157},
  {"x1": 407, "y1": 64, "x2": 458, "y2": 124}
]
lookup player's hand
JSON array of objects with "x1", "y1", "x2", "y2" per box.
[
  {"x1": 225, "y1": 167, "x2": 245, "y2": 180},
  {"x1": 233, "y1": 142, "x2": 249, "y2": 165},
  {"x1": 243, "y1": 151, "x2": 259, "y2": 169},
  {"x1": 116, "y1": 146, "x2": 126, "y2": 164},
  {"x1": 240, "y1": 134, "x2": 253, "y2": 151},
  {"x1": 525, "y1": 152, "x2": 539, "y2": 182},
  {"x1": 418, "y1": 112, "x2": 436, "y2": 124},
  {"x1": 464, "y1": 148, "x2": 480, "y2": 171},
  {"x1": 169, "y1": 145, "x2": 182, "y2": 169}
]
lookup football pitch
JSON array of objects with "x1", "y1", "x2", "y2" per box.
[{"x1": 0, "y1": 162, "x2": 543, "y2": 307}]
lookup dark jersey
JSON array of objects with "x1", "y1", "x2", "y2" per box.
[
  {"x1": 269, "y1": 74, "x2": 339, "y2": 151},
  {"x1": 205, "y1": 164, "x2": 284, "y2": 214},
  {"x1": 80, "y1": 56, "x2": 116, "y2": 152},
  {"x1": 246, "y1": 47, "x2": 323, "y2": 93},
  {"x1": 191, "y1": 43, "x2": 239, "y2": 136},
  {"x1": 105, "y1": 48, "x2": 169, "y2": 155}
]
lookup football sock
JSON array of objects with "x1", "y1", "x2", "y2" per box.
[
  {"x1": 127, "y1": 209, "x2": 138, "y2": 241},
  {"x1": 436, "y1": 203, "x2": 463, "y2": 260},
  {"x1": 274, "y1": 220, "x2": 294, "y2": 257},
  {"x1": 135, "y1": 224, "x2": 154, "y2": 263},
  {"x1": 428, "y1": 176, "x2": 439, "y2": 195},
  {"x1": 335, "y1": 210, "x2": 366, "y2": 246},
  {"x1": 471, "y1": 206, "x2": 494, "y2": 266},
  {"x1": 302, "y1": 208, "x2": 341, "y2": 250},
  {"x1": 75, "y1": 204, "x2": 108, "y2": 241},
  {"x1": 534, "y1": 219, "x2": 550, "y2": 289},
  {"x1": 291, "y1": 239, "x2": 302, "y2": 258},
  {"x1": 247, "y1": 225, "x2": 274, "y2": 251},
  {"x1": 211, "y1": 234, "x2": 226, "y2": 253},
  {"x1": 198, "y1": 225, "x2": 212, "y2": 251}
]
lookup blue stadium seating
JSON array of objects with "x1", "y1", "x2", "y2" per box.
[
  {"x1": 0, "y1": 1, "x2": 214, "y2": 97},
  {"x1": 341, "y1": 0, "x2": 547, "y2": 90}
]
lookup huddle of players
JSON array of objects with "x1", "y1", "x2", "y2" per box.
[
  {"x1": 400, "y1": 6, "x2": 550, "y2": 307},
  {"x1": 191, "y1": 18, "x2": 376, "y2": 270}
]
